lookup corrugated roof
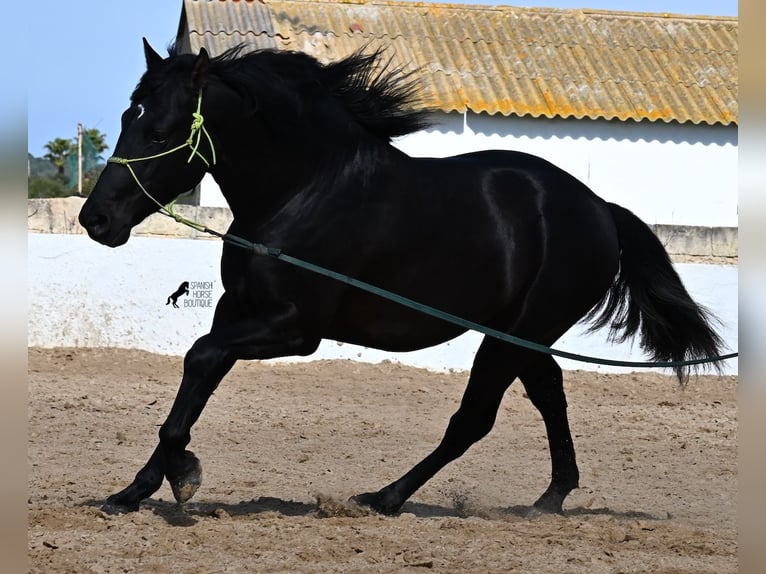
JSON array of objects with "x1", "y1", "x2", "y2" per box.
[{"x1": 178, "y1": 0, "x2": 738, "y2": 125}]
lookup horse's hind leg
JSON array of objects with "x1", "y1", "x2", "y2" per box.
[
  {"x1": 352, "y1": 336, "x2": 519, "y2": 515},
  {"x1": 520, "y1": 355, "x2": 579, "y2": 514}
]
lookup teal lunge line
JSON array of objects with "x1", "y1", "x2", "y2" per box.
[{"x1": 222, "y1": 234, "x2": 738, "y2": 370}]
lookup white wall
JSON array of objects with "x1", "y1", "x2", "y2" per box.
[
  {"x1": 199, "y1": 173, "x2": 227, "y2": 208},
  {"x1": 199, "y1": 112, "x2": 738, "y2": 227},
  {"x1": 28, "y1": 233, "x2": 738, "y2": 375}
]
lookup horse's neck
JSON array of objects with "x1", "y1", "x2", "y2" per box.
[{"x1": 212, "y1": 135, "x2": 405, "y2": 221}]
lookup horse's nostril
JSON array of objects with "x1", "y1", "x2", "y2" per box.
[
  {"x1": 81, "y1": 212, "x2": 110, "y2": 237},
  {"x1": 93, "y1": 214, "x2": 109, "y2": 229}
]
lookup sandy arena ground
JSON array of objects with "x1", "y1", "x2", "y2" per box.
[{"x1": 29, "y1": 348, "x2": 737, "y2": 573}]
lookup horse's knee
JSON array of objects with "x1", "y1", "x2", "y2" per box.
[{"x1": 183, "y1": 337, "x2": 230, "y2": 376}]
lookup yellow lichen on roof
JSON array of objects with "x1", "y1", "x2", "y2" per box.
[{"x1": 179, "y1": 0, "x2": 738, "y2": 125}]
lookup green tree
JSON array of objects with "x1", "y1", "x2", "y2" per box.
[
  {"x1": 83, "y1": 128, "x2": 109, "y2": 154},
  {"x1": 28, "y1": 175, "x2": 70, "y2": 198},
  {"x1": 43, "y1": 137, "x2": 75, "y2": 178},
  {"x1": 35, "y1": 128, "x2": 109, "y2": 197},
  {"x1": 42, "y1": 128, "x2": 108, "y2": 178},
  {"x1": 81, "y1": 165, "x2": 106, "y2": 196}
]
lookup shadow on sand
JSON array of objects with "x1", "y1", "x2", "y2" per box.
[{"x1": 81, "y1": 496, "x2": 659, "y2": 527}]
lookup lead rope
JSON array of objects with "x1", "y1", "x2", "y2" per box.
[
  {"x1": 233, "y1": 245, "x2": 738, "y2": 370},
  {"x1": 105, "y1": 92, "x2": 738, "y2": 370}
]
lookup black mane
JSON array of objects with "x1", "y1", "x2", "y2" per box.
[
  {"x1": 318, "y1": 48, "x2": 433, "y2": 139},
  {"x1": 142, "y1": 43, "x2": 432, "y2": 141}
]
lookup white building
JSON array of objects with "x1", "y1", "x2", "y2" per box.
[{"x1": 177, "y1": 0, "x2": 738, "y2": 228}]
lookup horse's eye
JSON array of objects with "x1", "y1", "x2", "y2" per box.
[{"x1": 151, "y1": 133, "x2": 167, "y2": 145}]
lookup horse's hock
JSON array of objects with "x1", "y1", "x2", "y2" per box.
[{"x1": 29, "y1": 198, "x2": 737, "y2": 263}]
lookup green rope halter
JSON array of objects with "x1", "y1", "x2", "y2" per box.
[{"x1": 107, "y1": 91, "x2": 216, "y2": 232}]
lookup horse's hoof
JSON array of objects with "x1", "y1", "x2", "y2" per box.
[
  {"x1": 350, "y1": 492, "x2": 400, "y2": 516},
  {"x1": 168, "y1": 454, "x2": 203, "y2": 504},
  {"x1": 102, "y1": 496, "x2": 140, "y2": 515}
]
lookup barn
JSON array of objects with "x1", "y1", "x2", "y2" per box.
[{"x1": 174, "y1": 0, "x2": 738, "y2": 233}]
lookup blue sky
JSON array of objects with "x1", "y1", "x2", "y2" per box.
[{"x1": 27, "y1": 0, "x2": 737, "y2": 158}]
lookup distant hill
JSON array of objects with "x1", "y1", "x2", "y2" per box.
[{"x1": 28, "y1": 153, "x2": 57, "y2": 178}]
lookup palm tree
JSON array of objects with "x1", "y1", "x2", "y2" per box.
[
  {"x1": 83, "y1": 128, "x2": 109, "y2": 154},
  {"x1": 43, "y1": 138, "x2": 75, "y2": 178}
]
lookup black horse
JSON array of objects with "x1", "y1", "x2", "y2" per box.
[{"x1": 79, "y1": 40, "x2": 723, "y2": 516}]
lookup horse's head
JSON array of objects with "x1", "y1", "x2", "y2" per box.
[
  {"x1": 79, "y1": 40, "x2": 214, "y2": 247},
  {"x1": 80, "y1": 40, "x2": 432, "y2": 247}
]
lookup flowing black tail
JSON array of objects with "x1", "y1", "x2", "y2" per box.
[{"x1": 586, "y1": 203, "x2": 724, "y2": 381}]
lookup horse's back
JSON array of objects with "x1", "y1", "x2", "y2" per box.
[
  {"x1": 445, "y1": 149, "x2": 621, "y2": 285},
  {"x1": 423, "y1": 148, "x2": 621, "y2": 307},
  {"x1": 320, "y1": 149, "x2": 620, "y2": 349},
  {"x1": 447, "y1": 149, "x2": 603, "y2": 203},
  {"x1": 415, "y1": 149, "x2": 618, "y2": 252}
]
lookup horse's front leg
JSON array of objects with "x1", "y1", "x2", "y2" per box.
[
  {"x1": 102, "y1": 301, "x2": 310, "y2": 514},
  {"x1": 101, "y1": 335, "x2": 234, "y2": 514}
]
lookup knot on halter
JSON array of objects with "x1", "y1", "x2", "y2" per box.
[
  {"x1": 186, "y1": 111, "x2": 205, "y2": 151},
  {"x1": 163, "y1": 200, "x2": 207, "y2": 233},
  {"x1": 185, "y1": 95, "x2": 216, "y2": 167},
  {"x1": 190, "y1": 111, "x2": 204, "y2": 133}
]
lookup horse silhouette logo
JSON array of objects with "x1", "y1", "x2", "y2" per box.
[{"x1": 166, "y1": 281, "x2": 189, "y2": 308}]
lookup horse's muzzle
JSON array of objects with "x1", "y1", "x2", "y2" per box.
[{"x1": 78, "y1": 205, "x2": 131, "y2": 247}]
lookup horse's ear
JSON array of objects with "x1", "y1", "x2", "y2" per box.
[
  {"x1": 192, "y1": 47, "x2": 210, "y2": 89},
  {"x1": 143, "y1": 37, "x2": 164, "y2": 70}
]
